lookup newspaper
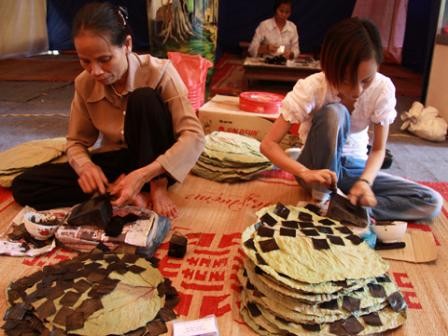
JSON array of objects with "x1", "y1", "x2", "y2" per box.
[
  {"x1": 56, "y1": 209, "x2": 155, "y2": 248},
  {"x1": 55, "y1": 206, "x2": 171, "y2": 256},
  {"x1": 1, "y1": 205, "x2": 171, "y2": 257},
  {"x1": 0, "y1": 239, "x2": 56, "y2": 257}
]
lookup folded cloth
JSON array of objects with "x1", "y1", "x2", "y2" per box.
[
  {"x1": 0, "y1": 137, "x2": 67, "y2": 187},
  {"x1": 401, "y1": 101, "x2": 447, "y2": 142}
]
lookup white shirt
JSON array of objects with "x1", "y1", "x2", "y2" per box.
[
  {"x1": 281, "y1": 72, "x2": 397, "y2": 160},
  {"x1": 248, "y1": 17, "x2": 299, "y2": 58}
]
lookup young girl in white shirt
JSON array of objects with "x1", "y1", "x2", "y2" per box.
[{"x1": 261, "y1": 17, "x2": 442, "y2": 221}]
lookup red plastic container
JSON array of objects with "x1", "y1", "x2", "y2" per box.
[{"x1": 239, "y1": 91, "x2": 284, "y2": 114}]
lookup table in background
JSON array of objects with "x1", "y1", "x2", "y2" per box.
[{"x1": 243, "y1": 56, "x2": 321, "y2": 90}]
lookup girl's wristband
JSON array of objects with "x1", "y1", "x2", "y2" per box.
[{"x1": 357, "y1": 178, "x2": 372, "y2": 187}]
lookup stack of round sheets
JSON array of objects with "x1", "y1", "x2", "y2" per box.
[
  {"x1": 240, "y1": 203, "x2": 407, "y2": 335},
  {"x1": 192, "y1": 131, "x2": 272, "y2": 182},
  {"x1": 3, "y1": 251, "x2": 178, "y2": 335}
]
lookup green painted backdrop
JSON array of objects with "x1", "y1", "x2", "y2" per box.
[{"x1": 147, "y1": 0, "x2": 218, "y2": 63}]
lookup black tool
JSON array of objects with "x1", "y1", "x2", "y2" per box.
[
  {"x1": 375, "y1": 241, "x2": 406, "y2": 250},
  {"x1": 326, "y1": 192, "x2": 370, "y2": 228}
]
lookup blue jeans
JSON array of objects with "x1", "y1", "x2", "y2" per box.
[{"x1": 297, "y1": 103, "x2": 443, "y2": 221}]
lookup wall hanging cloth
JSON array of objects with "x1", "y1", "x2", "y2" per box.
[
  {"x1": 352, "y1": 0, "x2": 408, "y2": 64},
  {"x1": 0, "y1": 0, "x2": 48, "y2": 58}
]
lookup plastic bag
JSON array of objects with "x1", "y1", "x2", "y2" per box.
[
  {"x1": 167, "y1": 52, "x2": 213, "y2": 110},
  {"x1": 401, "y1": 101, "x2": 448, "y2": 142}
]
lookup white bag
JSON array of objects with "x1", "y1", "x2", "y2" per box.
[{"x1": 401, "y1": 101, "x2": 448, "y2": 142}]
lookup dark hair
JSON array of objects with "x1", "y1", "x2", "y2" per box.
[
  {"x1": 274, "y1": 0, "x2": 292, "y2": 12},
  {"x1": 320, "y1": 17, "x2": 383, "y2": 88},
  {"x1": 72, "y1": 2, "x2": 131, "y2": 47}
]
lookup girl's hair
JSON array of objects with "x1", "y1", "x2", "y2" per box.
[
  {"x1": 72, "y1": 2, "x2": 131, "y2": 46},
  {"x1": 320, "y1": 17, "x2": 383, "y2": 88},
  {"x1": 274, "y1": 0, "x2": 292, "y2": 12}
]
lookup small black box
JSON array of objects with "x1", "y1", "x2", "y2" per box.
[
  {"x1": 67, "y1": 195, "x2": 112, "y2": 228},
  {"x1": 168, "y1": 232, "x2": 187, "y2": 258}
]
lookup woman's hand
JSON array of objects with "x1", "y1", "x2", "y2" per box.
[
  {"x1": 348, "y1": 179, "x2": 377, "y2": 207},
  {"x1": 283, "y1": 47, "x2": 293, "y2": 60},
  {"x1": 268, "y1": 44, "x2": 279, "y2": 54},
  {"x1": 77, "y1": 162, "x2": 108, "y2": 194},
  {"x1": 109, "y1": 170, "x2": 147, "y2": 207}
]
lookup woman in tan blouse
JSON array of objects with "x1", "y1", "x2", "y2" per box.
[{"x1": 12, "y1": 2, "x2": 205, "y2": 219}]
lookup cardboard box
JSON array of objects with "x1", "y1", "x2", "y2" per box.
[{"x1": 198, "y1": 95, "x2": 299, "y2": 147}]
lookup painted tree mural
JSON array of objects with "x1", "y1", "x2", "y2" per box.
[
  {"x1": 158, "y1": 0, "x2": 194, "y2": 43},
  {"x1": 147, "y1": 0, "x2": 218, "y2": 60}
]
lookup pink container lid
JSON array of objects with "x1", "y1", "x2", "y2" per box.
[{"x1": 239, "y1": 91, "x2": 284, "y2": 114}]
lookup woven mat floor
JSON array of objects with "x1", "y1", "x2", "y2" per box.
[{"x1": 0, "y1": 174, "x2": 447, "y2": 335}]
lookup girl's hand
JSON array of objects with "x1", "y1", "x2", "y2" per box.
[
  {"x1": 348, "y1": 179, "x2": 377, "y2": 207},
  {"x1": 299, "y1": 169, "x2": 337, "y2": 191},
  {"x1": 77, "y1": 162, "x2": 108, "y2": 194},
  {"x1": 109, "y1": 170, "x2": 146, "y2": 207}
]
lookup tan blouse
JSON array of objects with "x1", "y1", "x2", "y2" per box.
[{"x1": 66, "y1": 53, "x2": 205, "y2": 183}]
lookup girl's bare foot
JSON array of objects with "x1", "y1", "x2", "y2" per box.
[{"x1": 150, "y1": 178, "x2": 178, "y2": 219}]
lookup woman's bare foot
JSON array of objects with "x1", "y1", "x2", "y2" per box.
[
  {"x1": 150, "y1": 178, "x2": 178, "y2": 219},
  {"x1": 131, "y1": 192, "x2": 149, "y2": 208}
]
